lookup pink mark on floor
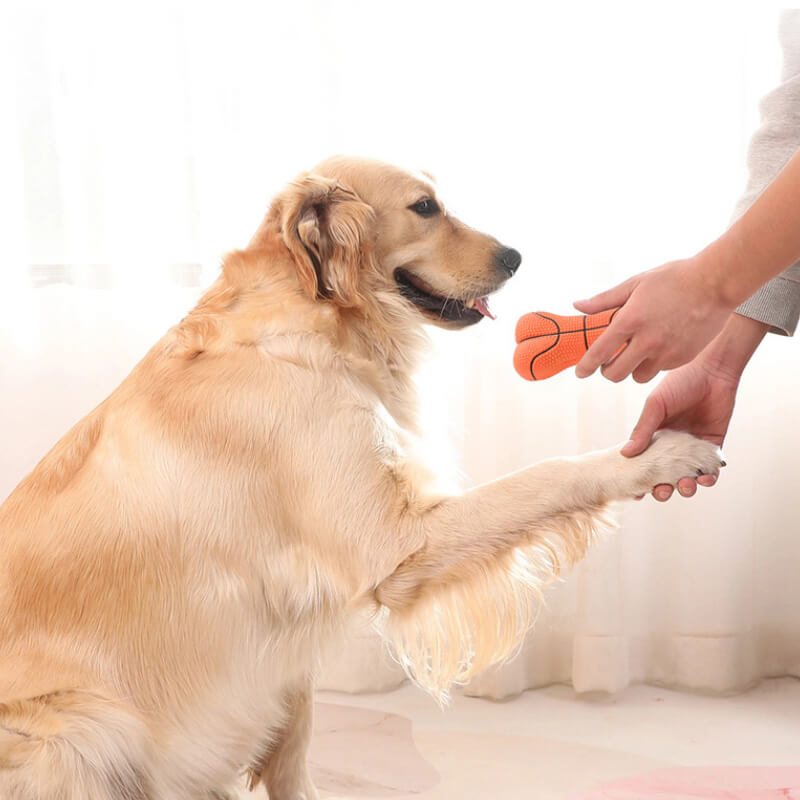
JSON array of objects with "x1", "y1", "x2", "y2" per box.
[{"x1": 569, "y1": 766, "x2": 800, "y2": 799}]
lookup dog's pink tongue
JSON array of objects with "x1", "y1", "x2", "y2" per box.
[{"x1": 474, "y1": 297, "x2": 496, "y2": 320}]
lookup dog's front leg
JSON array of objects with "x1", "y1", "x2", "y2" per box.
[
  {"x1": 246, "y1": 681, "x2": 318, "y2": 800},
  {"x1": 377, "y1": 430, "x2": 722, "y2": 610}
]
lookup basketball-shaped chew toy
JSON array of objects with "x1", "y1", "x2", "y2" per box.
[{"x1": 514, "y1": 308, "x2": 621, "y2": 381}]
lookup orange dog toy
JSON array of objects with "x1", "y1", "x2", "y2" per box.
[{"x1": 514, "y1": 308, "x2": 621, "y2": 381}]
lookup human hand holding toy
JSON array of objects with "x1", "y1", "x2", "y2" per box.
[{"x1": 513, "y1": 308, "x2": 622, "y2": 381}]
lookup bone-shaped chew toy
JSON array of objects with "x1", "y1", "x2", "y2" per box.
[{"x1": 514, "y1": 308, "x2": 621, "y2": 381}]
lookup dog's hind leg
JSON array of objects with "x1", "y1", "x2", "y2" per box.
[
  {"x1": 0, "y1": 689, "x2": 156, "y2": 800},
  {"x1": 246, "y1": 681, "x2": 318, "y2": 800}
]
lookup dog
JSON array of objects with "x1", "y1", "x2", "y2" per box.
[{"x1": 0, "y1": 156, "x2": 722, "y2": 799}]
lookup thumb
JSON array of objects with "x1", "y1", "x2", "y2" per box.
[
  {"x1": 574, "y1": 278, "x2": 635, "y2": 314},
  {"x1": 621, "y1": 395, "x2": 667, "y2": 457}
]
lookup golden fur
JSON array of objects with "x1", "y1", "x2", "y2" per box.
[{"x1": 0, "y1": 157, "x2": 723, "y2": 799}]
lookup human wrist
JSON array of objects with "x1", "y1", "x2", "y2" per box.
[{"x1": 700, "y1": 312, "x2": 768, "y2": 381}]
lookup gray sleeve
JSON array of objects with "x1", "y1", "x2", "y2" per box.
[{"x1": 734, "y1": 10, "x2": 800, "y2": 336}]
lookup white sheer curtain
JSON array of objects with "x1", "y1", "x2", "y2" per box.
[{"x1": 2, "y1": 1, "x2": 798, "y2": 698}]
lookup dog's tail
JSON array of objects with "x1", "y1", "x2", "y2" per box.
[{"x1": 0, "y1": 689, "x2": 154, "y2": 799}]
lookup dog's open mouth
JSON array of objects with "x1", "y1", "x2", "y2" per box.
[{"x1": 394, "y1": 268, "x2": 495, "y2": 325}]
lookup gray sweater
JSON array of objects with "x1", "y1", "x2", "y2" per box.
[{"x1": 735, "y1": 10, "x2": 800, "y2": 335}]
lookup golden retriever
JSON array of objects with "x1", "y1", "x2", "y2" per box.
[{"x1": 0, "y1": 157, "x2": 722, "y2": 799}]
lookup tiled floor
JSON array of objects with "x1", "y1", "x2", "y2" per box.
[{"x1": 236, "y1": 677, "x2": 800, "y2": 799}]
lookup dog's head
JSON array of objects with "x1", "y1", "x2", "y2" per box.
[{"x1": 260, "y1": 156, "x2": 521, "y2": 329}]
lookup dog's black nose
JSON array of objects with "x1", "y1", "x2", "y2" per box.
[{"x1": 495, "y1": 246, "x2": 522, "y2": 276}]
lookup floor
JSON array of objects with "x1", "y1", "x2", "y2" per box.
[{"x1": 237, "y1": 678, "x2": 800, "y2": 799}]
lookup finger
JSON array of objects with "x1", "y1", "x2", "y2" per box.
[
  {"x1": 600, "y1": 341, "x2": 648, "y2": 383},
  {"x1": 573, "y1": 279, "x2": 635, "y2": 314},
  {"x1": 575, "y1": 329, "x2": 631, "y2": 378},
  {"x1": 621, "y1": 395, "x2": 667, "y2": 457},
  {"x1": 653, "y1": 484, "x2": 674, "y2": 502},
  {"x1": 677, "y1": 477, "x2": 697, "y2": 497},
  {"x1": 632, "y1": 359, "x2": 661, "y2": 384}
]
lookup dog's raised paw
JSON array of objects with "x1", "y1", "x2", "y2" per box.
[{"x1": 626, "y1": 429, "x2": 724, "y2": 497}]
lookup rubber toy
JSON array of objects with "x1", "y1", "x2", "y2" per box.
[{"x1": 514, "y1": 308, "x2": 621, "y2": 381}]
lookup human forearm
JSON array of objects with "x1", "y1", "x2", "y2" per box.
[{"x1": 699, "y1": 147, "x2": 800, "y2": 309}]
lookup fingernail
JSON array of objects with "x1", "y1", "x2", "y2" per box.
[{"x1": 720, "y1": 460, "x2": 727, "y2": 467}]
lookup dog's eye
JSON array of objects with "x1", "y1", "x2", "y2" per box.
[{"x1": 408, "y1": 198, "x2": 440, "y2": 218}]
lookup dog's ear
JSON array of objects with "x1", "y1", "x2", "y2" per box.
[{"x1": 271, "y1": 174, "x2": 375, "y2": 307}]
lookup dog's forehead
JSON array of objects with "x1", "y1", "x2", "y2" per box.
[
  {"x1": 404, "y1": 170, "x2": 437, "y2": 198},
  {"x1": 409, "y1": 169, "x2": 437, "y2": 195},
  {"x1": 356, "y1": 164, "x2": 437, "y2": 206},
  {"x1": 311, "y1": 157, "x2": 439, "y2": 207}
]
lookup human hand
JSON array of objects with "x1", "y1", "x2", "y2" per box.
[
  {"x1": 623, "y1": 357, "x2": 738, "y2": 501},
  {"x1": 623, "y1": 313, "x2": 767, "y2": 501},
  {"x1": 573, "y1": 145, "x2": 800, "y2": 385},
  {"x1": 573, "y1": 257, "x2": 734, "y2": 383}
]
